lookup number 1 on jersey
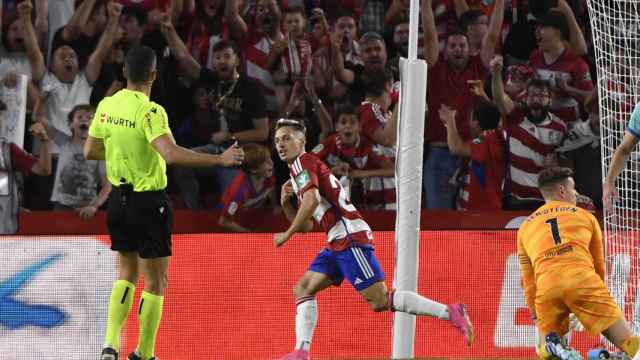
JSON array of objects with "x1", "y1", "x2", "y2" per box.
[{"x1": 545, "y1": 218, "x2": 562, "y2": 245}]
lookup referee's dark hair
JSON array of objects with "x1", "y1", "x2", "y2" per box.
[{"x1": 124, "y1": 46, "x2": 157, "y2": 84}]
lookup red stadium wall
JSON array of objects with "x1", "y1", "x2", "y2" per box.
[{"x1": 17, "y1": 210, "x2": 533, "y2": 234}]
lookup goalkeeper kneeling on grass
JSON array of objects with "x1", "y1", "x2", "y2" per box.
[{"x1": 518, "y1": 167, "x2": 640, "y2": 360}]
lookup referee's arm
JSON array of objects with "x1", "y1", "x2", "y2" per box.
[{"x1": 152, "y1": 133, "x2": 244, "y2": 167}]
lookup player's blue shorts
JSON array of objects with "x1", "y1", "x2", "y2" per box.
[{"x1": 308, "y1": 246, "x2": 385, "y2": 291}]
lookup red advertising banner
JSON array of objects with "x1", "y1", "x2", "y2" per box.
[
  {"x1": 2, "y1": 232, "x2": 611, "y2": 359},
  {"x1": 116, "y1": 231, "x2": 604, "y2": 359}
]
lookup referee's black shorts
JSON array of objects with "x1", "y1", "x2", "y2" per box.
[{"x1": 107, "y1": 186, "x2": 173, "y2": 258}]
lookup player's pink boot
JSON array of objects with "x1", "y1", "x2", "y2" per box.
[
  {"x1": 447, "y1": 303, "x2": 474, "y2": 346},
  {"x1": 276, "y1": 349, "x2": 310, "y2": 360}
]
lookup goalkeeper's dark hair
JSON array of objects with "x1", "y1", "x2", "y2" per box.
[
  {"x1": 538, "y1": 167, "x2": 573, "y2": 191},
  {"x1": 275, "y1": 118, "x2": 307, "y2": 137},
  {"x1": 124, "y1": 46, "x2": 157, "y2": 84}
]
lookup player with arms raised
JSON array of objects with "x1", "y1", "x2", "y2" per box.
[
  {"x1": 272, "y1": 119, "x2": 473, "y2": 360},
  {"x1": 518, "y1": 167, "x2": 640, "y2": 359}
]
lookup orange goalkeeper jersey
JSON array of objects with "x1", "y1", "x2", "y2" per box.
[{"x1": 517, "y1": 200, "x2": 605, "y2": 312}]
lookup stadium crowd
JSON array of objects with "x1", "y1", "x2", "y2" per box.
[{"x1": 0, "y1": 0, "x2": 612, "y2": 230}]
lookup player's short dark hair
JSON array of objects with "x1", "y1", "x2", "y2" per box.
[
  {"x1": 275, "y1": 118, "x2": 307, "y2": 137},
  {"x1": 363, "y1": 67, "x2": 394, "y2": 97},
  {"x1": 444, "y1": 29, "x2": 469, "y2": 45},
  {"x1": 124, "y1": 46, "x2": 156, "y2": 83},
  {"x1": 67, "y1": 104, "x2": 96, "y2": 124},
  {"x1": 472, "y1": 100, "x2": 501, "y2": 131},
  {"x1": 241, "y1": 143, "x2": 271, "y2": 174},
  {"x1": 538, "y1": 167, "x2": 574, "y2": 190},
  {"x1": 334, "y1": 104, "x2": 359, "y2": 123},
  {"x1": 283, "y1": 5, "x2": 306, "y2": 17},
  {"x1": 458, "y1": 9, "x2": 486, "y2": 33},
  {"x1": 211, "y1": 39, "x2": 240, "y2": 56}
]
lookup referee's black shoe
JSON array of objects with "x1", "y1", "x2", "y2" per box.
[
  {"x1": 100, "y1": 347, "x2": 118, "y2": 360},
  {"x1": 128, "y1": 351, "x2": 158, "y2": 360}
]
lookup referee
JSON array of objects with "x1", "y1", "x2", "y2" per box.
[{"x1": 86, "y1": 46, "x2": 244, "y2": 360}]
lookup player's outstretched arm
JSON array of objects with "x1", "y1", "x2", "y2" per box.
[
  {"x1": 152, "y1": 135, "x2": 244, "y2": 167},
  {"x1": 604, "y1": 132, "x2": 640, "y2": 210},
  {"x1": 274, "y1": 189, "x2": 318, "y2": 247}
]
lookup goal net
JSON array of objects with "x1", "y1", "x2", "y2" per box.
[{"x1": 586, "y1": 0, "x2": 640, "y2": 333}]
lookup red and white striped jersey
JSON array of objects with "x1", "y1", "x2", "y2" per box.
[
  {"x1": 312, "y1": 134, "x2": 396, "y2": 209},
  {"x1": 528, "y1": 49, "x2": 593, "y2": 123},
  {"x1": 359, "y1": 101, "x2": 395, "y2": 158},
  {"x1": 289, "y1": 152, "x2": 374, "y2": 251},
  {"x1": 505, "y1": 110, "x2": 567, "y2": 201},
  {"x1": 240, "y1": 28, "x2": 279, "y2": 112}
]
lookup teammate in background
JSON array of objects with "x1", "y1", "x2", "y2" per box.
[
  {"x1": 603, "y1": 102, "x2": 640, "y2": 210},
  {"x1": 272, "y1": 119, "x2": 473, "y2": 360},
  {"x1": 517, "y1": 167, "x2": 640, "y2": 359},
  {"x1": 87, "y1": 46, "x2": 244, "y2": 360}
]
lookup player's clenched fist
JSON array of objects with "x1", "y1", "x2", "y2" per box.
[
  {"x1": 17, "y1": 0, "x2": 33, "y2": 18},
  {"x1": 490, "y1": 55, "x2": 503, "y2": 75},
  {"x1": 220, "y1": 142, "x2": 244, "y2": 166},
  {"x1": 280, "y1": 180, "x2": 294, "y2": 206},
  {"x1": 273, "y1": 232, "x2": 290, "y2": 247}
]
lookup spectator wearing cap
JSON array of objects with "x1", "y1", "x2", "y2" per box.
[
  {"x1": 51, "y1": 0, "x2": 108, "y2": 68},
  {"x1": 420, "y1": 0, "x2": 501, "y2": 209},
  {"x1": 501, "y1": 0, "x2": 587, "y2": 66},
  {"x1": 528, "y1": 9, "x2": 593, "y2": 124}
]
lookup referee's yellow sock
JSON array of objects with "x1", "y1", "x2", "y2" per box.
[
  {"x1": 137, "y1": 291, "x2": 164, "y2": 359},
  {"x1": 621, "y1": 335, "x2": 640, "y2": 358},
  {"x1": 104, "y1": 279, "x2": 135, "y2": 350}
]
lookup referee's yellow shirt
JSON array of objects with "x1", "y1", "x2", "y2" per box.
[{"x1": 89, "y1": 89, "x2": 172, "y2": 192}]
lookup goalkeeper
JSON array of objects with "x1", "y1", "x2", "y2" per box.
[
  {"x1": 603, "y1": 102, "x2": 640, "y2": 209},
  {"x1": 518, "y1": 167, "x2": 640, "y2": 359}
]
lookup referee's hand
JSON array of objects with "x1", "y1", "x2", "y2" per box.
[{"x1": 219, "y1": 142, "x2": 245, "y2": 166}]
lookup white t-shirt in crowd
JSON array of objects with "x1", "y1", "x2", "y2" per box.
[{"x1": 39, "y1": 71, "x2": 92, "y2": 155}]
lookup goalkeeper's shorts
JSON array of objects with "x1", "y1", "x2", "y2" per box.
[{"x1": 535, "y1": 268, "x2": 623, "y2": 336}]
